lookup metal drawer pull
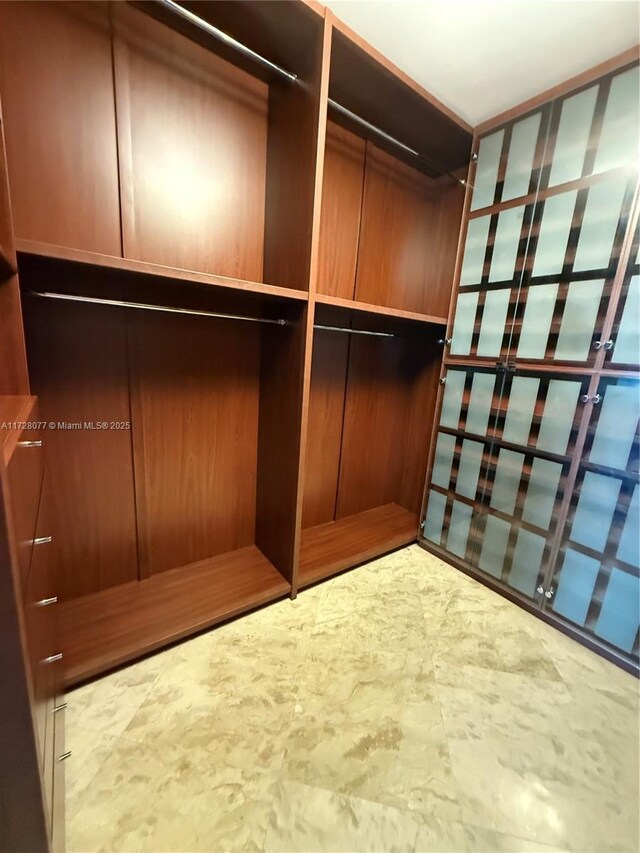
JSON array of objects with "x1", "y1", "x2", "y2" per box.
[
  {"x1": 581, "y1": 394, "x2": 602, "y2": 404},
  {"x1": 57, "y1": 751, "x2": 72, "y2": 762},
  {"x1": 33, "y1": 536, "x2": 52, "y2": 545},
  {"x1": 53, "y1": 703, "x2": 67, "y2": 714},
  {"x1": 438, "y1": 338, "x2": 452, "y2": 347},
  {"x1": 580, "y1": 394, "x2": 590, "y2": 403},
  {"x1": 35, "y1": 596, "x2": 57, "y2": 607},
  {"x1": 17, "y1": 440, "x2": 42, "y2": 448},
  {"x1": 592, "y1": 340, "x2": 603, "y2": 350},
  {"x1": 603, "y1": 340, "x2": 614, "y2": 350},
  {"x1": 41, "y1": 653, "x2": 63, "y2": 664}
]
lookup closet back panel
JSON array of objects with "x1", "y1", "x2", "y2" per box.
[
  {"x1": 114, "y1": 4, "x2": 268, "y2": 280},
  {"x1": 336, "y1": 336, "x2": 430, "y2": 518},
  {"x1": 129, "y1": 313, "x2": 260, "y2": 576},
  {"x1": 317, "y1": 122, "x2": 365, "y2": 299},
  {"x1": 302, "y1": 330, "x2": 350, "y2": 528},
  {"x1": 23, "y1": 298, "x2": 139, "y2": 600},
  {"x1": 355, "y1": 145, "x2": 432, "y2": 313},
  {"x1": 0, "y1": 1, "x2": 121, "y2": 255}
]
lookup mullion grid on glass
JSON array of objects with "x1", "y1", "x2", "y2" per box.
[
  {"x1": 513, "y1": 175, "x2": 635, "y2": 367},
  {"x1": 582, "y1": 376, "x2": 640, "y2": 477},
  {"x1": 551, "y1": 467, "x2": 639, "y2": 661},
  {"x1": 606, "y1": 225, "x2": 640, "y2": 371}
]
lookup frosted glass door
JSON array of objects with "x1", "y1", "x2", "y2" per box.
[
  {"x1": 422, "y1": 367, "x2": 503, "y2": 565},
  {"x1": 606, "y1": 231, "x2": 640, "y2": 370},
  {"x1": 549, "y1": 376, "x2": 640, "y2": 663}
]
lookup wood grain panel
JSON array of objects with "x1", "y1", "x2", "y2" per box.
[
  {"x1": 336, "y1": 335, "x2": 433, "y2": 519},
  {"x1": 317, "y1": 122, "x2": 365, "y2": 298},
  {"x1": 299, "y1": 502, "x2": 417, "y2": 587},
  {"x1": 0, "y1": 1, "x2": 121, "y2": 255},
  {"x1": 60, "y1": 544, "x2": 290, "y2": 686},
  {"x1": 356, "y1": 145, "x2": 434, "y2": 313},
  {"x1": 302, "y1": 330, "x2": 350, "y2": 528},
  {"x1": 5, "y1": 426, "x2": 44, "y2": 592},
  {"x1": 256, "y1": 309, "x2": 308, "y2": 582},
  {"x1": 23, "y1": 297, "x2": 139, "y2": 600},
  {"x1": 114, "y1": 3, "x2": 268, "y2": 280},
  {"x1": 130, "y1": 312, "x2": 260, "y2": 575}
]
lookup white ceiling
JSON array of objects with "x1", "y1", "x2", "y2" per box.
[{"x1": 324, "y1": 0, "x2": 640, "y2": 126}]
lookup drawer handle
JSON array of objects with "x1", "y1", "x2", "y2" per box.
[
  {"x1": 53, "y1": 703, "x2": 67, "y2": 714},
  {"x1": 17, "y1": 440, "x2": 42, "y2": 448},
  {"x1": 57, "y1": 751, "x2": 72, "y2": 762},
  {"x1": 33, "y1": 536, "x2": 52, "y2": 545},
  {"x1": 41, "y1": 653, "x2": 62, "y2": 665},
  {"x1": 35, "y1": 596, "x2": 57, "y2": 607}
]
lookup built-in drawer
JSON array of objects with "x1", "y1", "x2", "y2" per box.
[{"x1": 6, "y1": 423, "x2": 44, "y2": 592}]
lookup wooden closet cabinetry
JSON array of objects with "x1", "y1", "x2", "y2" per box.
[{"x1": 0, "y1": 2, "x2": 474, "y2": 688}]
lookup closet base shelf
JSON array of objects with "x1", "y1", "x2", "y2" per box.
[
  {"x1": 298, "y1": 503, "x2": 418, "y2": 589},
  {"x1": 59, "y1": 545, "x2": 290, "y2": 687}
]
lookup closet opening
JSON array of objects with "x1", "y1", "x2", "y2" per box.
[
  {"x1": 299, "y1": 304, "x2": 443, "y2": 589},
  {"x1": 18, "y1": 254, "x2": 307, "y2": 685}
]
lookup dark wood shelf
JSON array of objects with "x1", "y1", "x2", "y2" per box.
[
  {"x1": 15, "y1": 240, "x2": 309, "y2": 304},
  {"x1": 59, "y1": 545, "x2": 291, "y2": 687},
  {"x1": 315, "y1": 292, "x2": 448, "y2": 326},
  {"x1": 298, "y1": 503, "x2": 418, "y2": 588}
]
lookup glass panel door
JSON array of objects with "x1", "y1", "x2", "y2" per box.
[
  {"x1": 421, "y1": 366, "x2": 504, "y2": 566},
  {"x1": 605, "y1": 224, "x2": 640, "y2": 371},
  {"x1": 546, "y1": 376, "x2": 640, "y2": 665}
]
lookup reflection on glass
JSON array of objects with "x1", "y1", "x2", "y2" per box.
[
  {"x1": 594, "y1": 66, "x2": 640, "y2": 174},
  {"x1": 548, "y1": 85, "x2": 598, "y2": 186},
  {"x1": 532, "y1": 191, "x2": 578, "y2": 277},
  {"x1": 477, "y1": 288, "x2": 510, "y2": 357},
  {"x1": 595, "y1": 568, "x2": 639, "y2": 652},
  {"x1": 450, "y1": 292, "x2": 479, "y2": 356},
  {"x1": 432, "y1": 433, "x2": 456, "y2": 489},
  {"x1": 466, "y1": 372, "x2": 496, "y2": 436},
  {"x1": 502, "y1": 112, "x2": 541, "y2": 201},
  {"x1": 440, "y1": 370, "x2": 466, "y2": 429},
  {"x1": 471, "y1": 130, "x2": 504, "y2": 211},
  {"x1": 553, "y1": 548, "x2": 600, "y2": 626},
  {"x1": 617, "y1": 484, "x2": 639, "y2": 567},
  {"x1": 570, "y1": 471, "x2": 621, "y2": 552},
  {"x1": 555, "y1": 279, "x2": 605, "y2": 361},
  {"x1": 537, "y1": 379, "x2": 581, "y2": 455},
  {"x1": 589, "y1": 382, "x2": 639, "y2": 471},
  {"x1": 478, "y1": 515, "x2": 510, "y2": 578},
  {"x1": 517, "y1": 283, "x2": 558, "y2": 359},
  {"x1": 490, "y1": 449, "x2": 525, "y2": 515},
  {"x1": 446, "y1": 500, "x2": 473, "y2": 558},
  {"x1": 611, "y1": 275, "x2": 640, "y2": 365},
  {"x1": 460, "y1": 217, "x2": 491, "y2": 286},
  {"x1": 573, "y1": 179, "x2": 627, "y2": 272},
  {"x1": 522, "y1": 457, "x2": 562, "y2": 529},
  {"x1": 502, "y1": 376, "x2": 540, "y2": 445},
  {"x1": 509, "y1": 528, "x2": 546, "y2": 597},
  {"x1": 489, "y1": 206, "x2": 525, "y2": 282},
  {"x1": 424, "y1": 490, "x2": 447, "y2": 545},
  {"x1": 456, "y1": 439, "x2": 484, "y2": 499}
]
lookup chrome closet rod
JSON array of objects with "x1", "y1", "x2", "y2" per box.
[
  {"x1": 156, "y1": 0, "x2": 468, "y2": 185},
  {"x1": 328, "y1": 100, "x2": 468, "y2": 186},
  {"x1": 27, "y1": 291, "x2": 289, "y2": 327},
  {"x1": 156, "y1": 0, "x2": 298, "y2": 82},
  {"x1": 314, "y1": 324, "x2": 394, "y2": 338}
]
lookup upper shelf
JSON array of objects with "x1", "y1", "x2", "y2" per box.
[
  {"x1": 328, "y1": 17, "x2": 473, "y2": 179},
  {"x1": 15, "y1": 240, "x2": 309, "y2": 305},
  {"x1": 315, "y1": 292, "x2": 447, "y2": 327}
]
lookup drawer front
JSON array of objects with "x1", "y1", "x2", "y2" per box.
[
  {"x1": 6, "y1": 426, "x2": 44, "y2": 591},
  {"x1": 51, "y1": 698, "x2": 66, "y2": 851}
]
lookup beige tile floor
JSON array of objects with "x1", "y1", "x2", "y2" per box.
[{"x1": 66, "y1": 545, "x2": 640, "y2": 853}]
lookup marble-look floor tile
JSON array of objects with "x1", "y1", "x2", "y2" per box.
[
  {"x1": 264, "y1": 780, "x2": 424, "y2": 853},
  {"x1": 464, "y1": 824, "x2": 570, "y2": 852}
]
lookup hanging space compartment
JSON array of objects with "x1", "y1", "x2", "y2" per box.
[
  {"x1": 19, "y1": 258, "x2": 306, "y2": 685},
  {"x1": 298, "y1": 305, "x2": 442, "y2": 588}
]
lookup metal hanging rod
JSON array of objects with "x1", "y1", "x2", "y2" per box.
[
  {"x1": 157, "y1": 0, "x2": 469, "y2": 186},
  {"x1": 28, "y1": 291, "x2": 288, "y2": 327},
  {"x1": 156, "y1": 0, "x2": 298, "y2": 82},
  {"x1": 329, "y1": 99, "x2": 468, "y2": 187},
  {"x1": 314, "y1": 324, "x2": 394, "y2": 338}
]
